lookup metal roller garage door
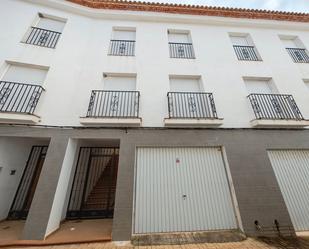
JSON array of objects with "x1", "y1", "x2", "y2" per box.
[
  {"x1": 134, "y1": 147, "x2": 238, "y2": 234},
  {"x1": 268, "y1": 150, "x2": 309, "y2": 231}
]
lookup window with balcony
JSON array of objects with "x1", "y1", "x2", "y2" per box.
[
  {"x1": 168, "y1": 30, "x2": 195, "y2": 59},
  {"x1": 108, "y1": 28, "x2": 136, "y2": 56},
  {"x1": 0, "y1": 63, "x2": 47, "y2": 123},
  {"x1": 280, "y1": 36, "x2": 309, "y2": 63},
  {"x1": 165, "y1": 76, "x2": 222, "y2": 127},
  {"x1": 244, "y1": 78, "x2": 307, "y2": 127},
  {"x1": 81, "y1": 74, "x2": 140, "y2": 126},
  {"x1": 230, "y1": 34, "x2": 261, "y2": 61},
  {"x1": 23, "y1": 13, "x2": 65, "y2": 49}
]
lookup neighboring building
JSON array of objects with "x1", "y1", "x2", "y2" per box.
[{"x1": 0, "y1": 0, "x2": 309, "y2": 242}]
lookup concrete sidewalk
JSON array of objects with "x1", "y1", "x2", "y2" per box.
[{"x1": 6, "y1": 237, "x2": 309, "y2": 249}]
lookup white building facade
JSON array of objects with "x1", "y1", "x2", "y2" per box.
[{"x1": 0, "y1": 0, "x2": 309, "y2": 242}]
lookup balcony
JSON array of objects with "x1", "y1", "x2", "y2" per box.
[
  {"x1": 80, "y1": 90, "x2": 141, "y2": 126},
  {"x1": 247, "y1": 93, "x2": 309, "y2": 127},
  {"x1": 169, "y1": 42, "x2": 195, "y2": 59},
  {"x1": 233, "y1": 45, "x2": 260, "y2": 61},
  {"x1": 286, "y1": 48, "x2": 309, "y2": 63},
  {"x1": 24, "y1": 26, "x2": 61, "y2": 49},
  {"x1": 108, "y1": 40, "x2": 135, "y2": 56},
  {"x1": 164, "y1": 92, "x2": 223, "y2": 127},
  {"x1": 0, "y1": 81, "x2": 44, "y2": 124}
]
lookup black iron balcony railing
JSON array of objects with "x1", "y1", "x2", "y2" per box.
[
  {"x1": 247, "y1": 93, "x2": 304, "y2": 120},
  {"x1": 167, "y1": 92, "x2": 218, "y2": 119},
  {"x1": 169, "y1": 42, "x2": 195, "y2": 59},
  {"x1": 108, "y1": 40, "x2": 135, "y2": 56},
  {"x1": 233, "y1": 45, "x2": 260, "y2": 61},
  {"x1": 86, "y1": 90, "x2": 140, "y2": 118},
  {"x1": 25, "y1": 26, "x2": 61, "y2": 48},
  {"x1": 0, "y1": 81, "x2": 44, "y2": 114},
  {"x1": 286, "y1": 48, "x2": 309, "y2": 63}
]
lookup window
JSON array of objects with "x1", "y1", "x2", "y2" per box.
[
  {"x1": 36, "y1": 14, "x2": 65, "y2": 32},
  {"x1": 169, "y1": 77, "x2": 202, "y2": 92},
  {"x1": 108, "y1": 28, "x2": 136, "y2": 56},
  {"x1": 280, "y1": 36, "x2": 309, "y2": 63},
  {"x1": 2, "y1": 64, "x2": 47, "y2": 85},
  {"x1": 168, "y1": 30, "x2": 195, "y2": 59},
  {"x1": 230, "y1": 34, "x2": 261, "y2": 61},
  {"x1": 244, "y1": 78, "x2": 276, "y2": 94},
  {"x1": 103, "y1": 74, "x2": 136, "y2": 91},
  {"x1": 0, "y1": 63, "x2": 47, "y2": 113},
  {"x1": 244, "y1": 77, "x2": 303, "y2": 120},
  {"x1": 23, "y1": 13, "x2": 65, "y2": 48},
  {"x1": 167, "y1": 76, "x2": 218, "y2": 118},
  {"x1": 85, "y1": 74, "x2": 139, "y2": 117}
]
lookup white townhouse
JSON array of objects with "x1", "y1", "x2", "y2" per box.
[{"x1": 0, "y1": 0, "x2": 309, "y2": 243}]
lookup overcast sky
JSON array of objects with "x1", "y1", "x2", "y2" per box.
[{"x1": 150, "y1": 0, "x2": 309, "y2": 13}]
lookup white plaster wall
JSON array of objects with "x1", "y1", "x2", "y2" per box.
[
  {"x1": 60, "y1": 140, "x2": 82, "y2": 220},
  {"x1": 0, "y1": 137, "x2": 48, "y2": 220},
  {"x1": 0, "y1": 0, "x2": 309, "y2": 128},
  {"x1": 46, "y1": 138, "x2": 78, "y2": 236}
]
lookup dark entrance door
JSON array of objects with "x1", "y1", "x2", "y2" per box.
[
  {"x1": 23, "y1": 154, "x2": 45, "y2": 211},
  {"x1": 67, "y1": 147, "x2": 119, "y2": 219},
  {"x1": 8, "y1": 146, "x2": 48, "y2": 219}
]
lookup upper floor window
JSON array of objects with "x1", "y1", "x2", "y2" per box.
[
  {"x1": 168, "y1": 30, "x2": 195, "y2": 59},
  {"x1": 86, "y1": 74, "x2": 139, "y2": 118},
  {"x1": 169, "y1": 76, "x2": 202, "y2": 92},
  {"x1": 244, "y1": 78, "x2": 276, "y2": 95},
  {"x1": 0, "y1": 63, "x2": 47, "y2": 114},
  {"x1": 167, "y1": 76, "x2": 218, "y2": 119},
  {"x1": 108, "y1": 28, "x2": 136, "y2": 56},
  {"x1": 280, "y1": 36, "x2": 309, "y2": 63},
  {"x1": 230, "y1": 34, "x2": 261, "y2": 61},
  {"x1": 23, "y1": 13, "x2": 65, "y2": 49},
  {"x1": 244, "y1": 77, "x2": 303, "y2": 121},
  {"x1": 103, "y1": 74, "x2": 136, "y2": 91}
]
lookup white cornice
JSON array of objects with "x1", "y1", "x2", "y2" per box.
[{"x1": 22, "y1": 0, "x2": 309, "y2": 31}]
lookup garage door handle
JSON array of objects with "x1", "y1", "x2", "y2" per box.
[{"x1": 182, "y1": 194, "x2": 187, "y2": 200}]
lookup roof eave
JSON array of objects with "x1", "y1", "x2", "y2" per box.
[{"x1": 66, "y1": 0, "x2": 309, "y2": 23}]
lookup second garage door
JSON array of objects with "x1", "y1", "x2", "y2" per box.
[
  {"x1": 268, "y1": 150, "x2": 309, "y2": 231},
  {"x1": 134, "y1": 147, "x2": 238, "y2": 234}
]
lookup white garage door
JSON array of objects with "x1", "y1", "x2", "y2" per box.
[
  {"x1": 268, "y1": 150, "x2": 309, "y2": 231},
  {"x1": 134, "y1": 147, "x2": 238, "y2": 234}
]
